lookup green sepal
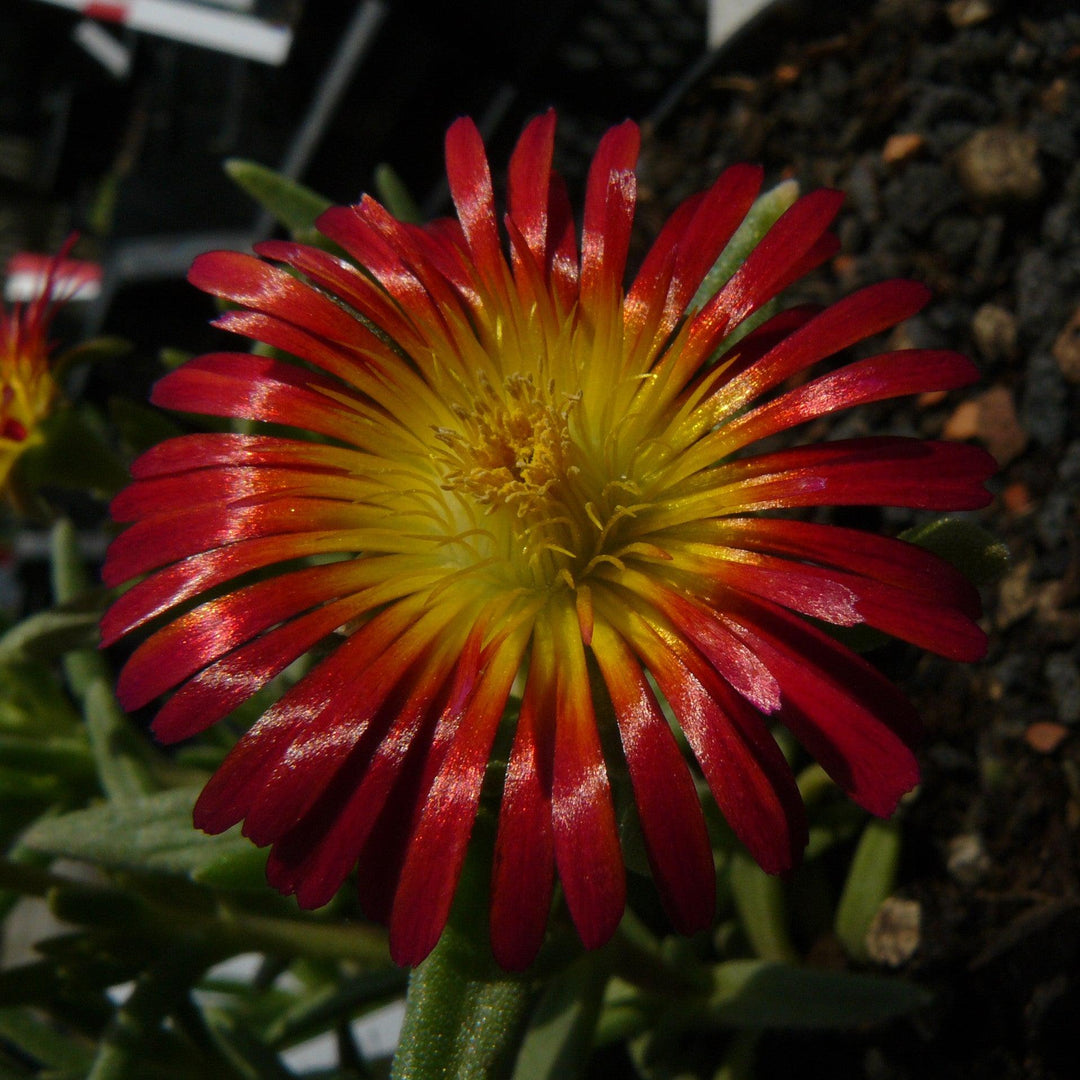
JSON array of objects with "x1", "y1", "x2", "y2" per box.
[
  {"x1": 833, "y1": 817, "x2": 902, "y2": 962},
  {"x1": 687, "y1": 179, "x2": 800, "y2": 315}
]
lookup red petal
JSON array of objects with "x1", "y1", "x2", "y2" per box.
[
  {"x1": 253, "y1": 239, "x2": 426, "y2": 356},
  {"x1": 712, "y1": 436, "x2": 997, "y2": 513},
  {"x1": 264, "y1": 646, "x2": 460, "y2": 909},
  {"x1": 613, "y1": 600, "x2": 807, "y2": 874},
  {"x1": 117, "y1": 560, "x2": 366, "y2": 710},
  {"x1": 507, "y1": 110, "x2": 557, "y2": 273},
  {"x1": 684, "y1": 188, "x2": 845, "y2": 369},
  {"x1": 102, "y1": 497, "x2": 362, "y2": 586},
  {"x1": 188, "y1": 251, "x2": 368, "y2": 349},
  {"x1": 150, "y1": 593, "x2": 372, "y2": 743},
  {"x1": 549, "y1": 602, "x2": 625, "y2": 952},
  {"x1": 490, "y1": 629, "x2": 556, "y2": 970},
  {"x1": 151, "y1": 354, "x2": 370, "y2": 441},
  {"x1": 626, "y1": 164, "x2": 764, "y2": 361},
  {"x1": 389, "y1": 623, "x2": 530, "y2": 966},
  {"x1": 445, "y1": 117, "x2": 506, "y2": 288},
  {"x1": 592, "y1": 621, "x2": 715, "y2": 934},
  {"x1": 128, "y1": 433, "x2": 359, "y2": 480},
  {"x1": 580, "y1": 120, "x2": 640, "y2": 319},
  {"x1": 715, "y1": 349, "x2": 980, "y2": 454},
  {"x1": 712, "y1": 516, "x2": 982, "y2": 617},
  {"x1": 720, "y1": 594, "x2": 921, "y2": 816},
  {"x1": 192, "y1": 595, "x2": 431, "y2": 838},
  {"x1": 703, "y1": 279, "x2": 933, "y2": 423}
]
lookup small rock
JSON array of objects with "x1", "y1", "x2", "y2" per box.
[
  {"x1": 947, "y1": 833, "x2": 991, "y2": 885},
  {"x1": 997, "y1": 558, "x2": 1039, "y2": 629},
  {"x1": 882, "y1": 132, "x2": 924, "y2": 165},
  {"x1": 1022, "y1": 351, "x2": 1068, "y2": 448},
  {"x1": 971, "y1": 303, "x2": 1018, "y2": 364},
  {"x1": 1045, "y1": 652, "x2": 1080, "y2": 724},
  {"x1": 943, "y1": 399, "x2": 979, "y2": 441},
  {"x1": 946, "y1": 0, "x2": 994, "y2": 27},
  {"x1": 1051, "y1": 307, "x2": 1080, "y2": 383},
  {"x1": 1025, "y1": 721, "x2": 1069, "y2": 754},
  {"x1": 955, "y1": 127, "x2": 1044, "y2": 203},
  {"x1": 866, "y1": 897, "x2": 921, "y2": 966},
  {"x1": 1001, "y1": 480, "x2": 1033, "y2": 516},
  {"x1": 943, "y1": 385, "x2": 1027, "y2": 464}
]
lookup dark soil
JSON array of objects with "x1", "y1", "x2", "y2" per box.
[{"x1": 638, "y1": 1, "x2": 1080, "y2": 1076}]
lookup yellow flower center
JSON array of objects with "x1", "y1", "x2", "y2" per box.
[{"x1": 436, "y1": 373, "x2": 580, "y2": 519}]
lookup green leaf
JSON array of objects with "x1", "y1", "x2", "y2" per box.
[
  {"x1": 700, "y1": 959, "x2": 930, "y2": 1029},
  {"x1": 52, "y1": 335, "x2": 132, "y2": 378},
  {"x1": 0, "y1": 1007, "x2": 95, "y2": 1076},
  {"x1": 18, "y1": 406, "x2": 129, "y2": 498},
  {"x1": 19, "y1": 788, "x2": 251, "y2": 877},
  {"x1": 900, "y1": 517, "x2": 1009, "y2": 585},
  {"x1": 511, "y1": 952, "x2": 607, "y2": 1080},
  {"x1": 728, "y1": 853, "x2": 798, "y2": 963},
  {"x1": 688, "y1": 180, "x2": 800, "y2": 313},
  {"x1": 224, "y1": 159, "x2": 332, "y2": 237},
  {"x1": 390, "y1": 827, "x2": 535, "y2": 1080},
  {"x1": 203, "y1": 1007, "x2": 296, "y2": 1080},
  {"x1": 262, "y1": 969, "x2": 406, "y2": 1048},
  {"x1": 833, "y1": 817, "x2": 902, "y2": 962},
  {"x1": 82, "y1": 677, "x2": 157, "y2": 801},
  {"x1": 373, "y1": 164, "x2": 423, "y2": 224},
  {"x1": 0, "y1": 608, "x2": 101, "y2": 666}
]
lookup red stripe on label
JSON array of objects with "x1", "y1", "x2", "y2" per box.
[{"x1": 84, "y1": 2, "x2": 129, "y2": 22}]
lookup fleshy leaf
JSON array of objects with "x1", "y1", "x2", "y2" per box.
[
  {"x1": 20, "y1": 787, "x2": 252, "y2": 878},
  {"x1": 901, "y1": 516, "x2": 1009, "y2": 585},
  {"x1": 224, "y1": 158, "x2": 333, "y2": 237},
  {"x1": 834, "y1": 817, "x2": 902, "y2": 961},
  {"x1": 702, "y1": 959, "x2": 931, "y2": 1028}
]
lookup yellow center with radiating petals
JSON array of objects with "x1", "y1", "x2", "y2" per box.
[{"x1": 436, "y1": 372, "x2": 579, "y2": 517}]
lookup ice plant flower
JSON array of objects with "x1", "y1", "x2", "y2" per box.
[
  {"x1": 101, "y1": 112, "x2": 995, "y2": 970},
  {"x1": 0, "y1": 239, "x2": 79, "y2": 494}
]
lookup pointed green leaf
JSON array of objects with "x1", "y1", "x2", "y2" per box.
[
  {"x1": 700, "y1": 959, "x2": 930, "y2": 1028},
  {"x1": 688, "y1": 179, "x2": 800, "y2": 315},
  {"x1": 834, "y1": 817, "x2": 902, "y2": 962},
  {"x1": 373, "y1": 164, "x2": 423, "y2": 224},
  {"x1": 728, "y1": 852, "x2": 798, "y2": 963},
  {"x1": 224, "y1": 159, "x2": 332, "y2": 236},
  {"x1": 0, "y1": 608, "x2": 101, "y2": 666}
]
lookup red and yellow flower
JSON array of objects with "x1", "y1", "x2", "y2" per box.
[
  {"x1": 0, "y1": 241, "x2": 77, "y2": 493},
  {"x1": 102, "y1": 113, "x2": 994, "y2": 969}
]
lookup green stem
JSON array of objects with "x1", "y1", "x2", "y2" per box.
[
  {"x1": 391, "y1": 935, "x2": 534, "y2": 1080},
  {"x1": 390, "y1": 828, "x2": 535, "y2": 1080}
]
